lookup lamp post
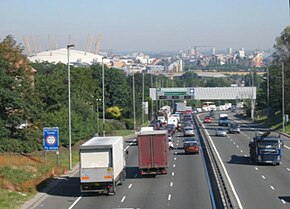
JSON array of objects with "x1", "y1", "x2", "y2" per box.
[
  {"x1": 96, "y1": 98, "x2": 101, "y2": 136},
  {"x1": 267, "y1": 66, "x2": 270, "y2": 121},
  {"x1": 282, "y1": 62, "x2": 285, "y2": 132},
  {"x1": 102, "y1": 58, "x2": 105, "y2": 136},
  {"x1": 142, "y1": 72, "x2": 144, "y2": 124},
  {"x1": 67, "y1": 44, "x2": 74, "y2": 171},
  {"x1": 132, "y1": 70, "x2": 136, "y2": 132}
]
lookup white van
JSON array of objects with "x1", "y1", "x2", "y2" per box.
[{"x1": 168, "y1": 116, "x2": 178, "y2": 127}]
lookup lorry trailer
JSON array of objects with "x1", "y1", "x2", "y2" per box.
[
  {"x1": 138, "y1": 130, "x2": 169, "y2": 175},
  {"x1": 79, "y1": 136, "x2": 126, "y2": 195}
]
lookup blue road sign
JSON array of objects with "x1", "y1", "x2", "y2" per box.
[{"x1": 43, "y1": 127, "x2": 59, "y2": 151}]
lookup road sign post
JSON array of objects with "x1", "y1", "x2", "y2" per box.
[{"x1": 43, "y1": 127, "x2": 59, "y2": 165}]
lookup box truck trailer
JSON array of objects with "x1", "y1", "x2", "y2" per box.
[
  {"x1": 138, "y1": 130, "x2": 169, "y2": 175},
  {"x1": 79, "y1": 136, "x2": 126, "y2": 195}
]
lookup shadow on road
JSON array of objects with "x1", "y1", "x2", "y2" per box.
[
  {"x1": 36, "y1": 176, "x2": 81, "y2": 197},
  {"x1": 227, "y1": 155, "x2": 250, "y2": 165},
  {"x1": 279, "y1": 196, "x2": 290, "y2": 203}
]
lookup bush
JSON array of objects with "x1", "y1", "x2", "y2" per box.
[{"x1": 122, "y1": 118, "x2": 134, "y2": 130}]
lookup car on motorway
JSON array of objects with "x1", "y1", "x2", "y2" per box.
[
  {"x1": 168, "y1": 138, "x2": 174, "y2": 150},
  {"x1": 215, "y1": 127, "x2": 227, "y2": 137},
  {"x1": 183, "y1": 126, "x2": 195, "y2": 136},
  {"x1": 228, "y1": 123, "x2": 240, "y2": 134},
  {"x1": 184, "y1": 141, "x2": 199, "y2": 154},
  {"x1": 203, "y1": 116, "x2": 212, "y2": 123},
  {"x1": 182, "y1": 137, "x2": 198, "y2": 147}
]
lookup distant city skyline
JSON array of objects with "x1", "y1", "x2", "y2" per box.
[{"x1": 1, "y1": 0, "x2": 288, "y2": 52}]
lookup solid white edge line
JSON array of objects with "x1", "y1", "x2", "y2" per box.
[
  {"x1": 203, "y1": 127, "x2": 244, "y2": 209},
  {"x1": 68, "y1": 196, "x2": 82, "y2": 209},
  {"x1": 121, "y1": 196, "x2": 126, "y2": 202}
]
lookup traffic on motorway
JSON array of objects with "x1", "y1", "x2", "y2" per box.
[{"x1": 23, "y1": 103, "x2": 290, "y2": 209}]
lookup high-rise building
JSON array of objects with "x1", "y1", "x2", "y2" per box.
[
  {"x1": 227, "y1": 48, "x2": 232, "y2": 55},
  {"x1": 211, "y1": 48, "x2": 216, "y2": 55}
]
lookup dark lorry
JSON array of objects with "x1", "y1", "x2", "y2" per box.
[
  {"x1": 138, "y1": 130, "x2": 169, "y2": 175},
  {"x1": 249, "y1": 130, "x2": 283, "y2": 165}
]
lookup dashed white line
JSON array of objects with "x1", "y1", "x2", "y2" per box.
[
  {"x1": 236, "y1": 145, "x2": 239, "y2": 148},
  {"x1": 233, "y1": 142, "x2": 236, "y2": 144},
  {"x1": 170, "y1": 182, "x2": 173, "y2": 187},
  {"x1": 287, "y1": 168, "x2": 290, "y2": 171},
  {"x1": 128, "y1": 184, "x2": 132, "y2": 189},
  {"x1": 174, "y1": 152, "x2": 178, "y2": 155},
  {"x1": 281, "y1": 199, "x2": 287, "y2": 204},
  {"x1": 244, "y1": 155, "x2": 247, "y2": 157},
  {"x1": 284, "y1": 145, "x2": 290, "y2": 150},
  {"x1": 168, "y1": 194, "x2": 172, "y2": 201},
  {"x1": 121, "y1": 196, "x2": 126, "y2": 202},
  {"x1": 68, "y1": 196, "x2": 82, "y2": 209},
  {"x1": 172, "y1": 172, "x2": 175, "y2": 176},
  {"x1": 173, "y1": 164, "x2": 176, "y2": 168},
  {"x1": 176, "y1": 143, "x2": 179, "y2": 146},
  {"x1": 255, "y1": 167, "x2": 258, "y2": 171},
  {"x1": 240, "y1": 150, "x2": 243, "y2": 153},
  {"x1": 270, "y1": 186, "x2": 275, "y2": 190},
  {"x1": 261, "y1": 175, "x2": 266, "y2": 179},
  {"x1": 174, "y1": 157, "x2": 176, "y2": 160}
]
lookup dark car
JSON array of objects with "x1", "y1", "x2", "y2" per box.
[
  {"x1": 184, "y1": 141, "x2": 199, "y2": 154},
  {"x1": 228, "y1": 123, "x2": 240, "y2": 134}
]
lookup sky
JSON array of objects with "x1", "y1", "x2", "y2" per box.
[{"x1": 1, "y1": 0, "x2": 289, "y2": 52}]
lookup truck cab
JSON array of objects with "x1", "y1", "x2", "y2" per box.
[
  {"x1": 218, "y1": 113, "x2": 229, "y2": 126},
  {"x1": 249, "y1": 131, "x2": 283, "y2": 165}
]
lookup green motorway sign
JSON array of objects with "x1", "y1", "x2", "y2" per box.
[{"x1": 164, "y1": 92, "x2": 187, "y2": 96}]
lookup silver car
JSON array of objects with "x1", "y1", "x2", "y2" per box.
[
  {"x1": 215, "y1": 127, "x2": 227, "y2": 137},
  {"x1": 228, "y1": 123, "x2": 240, "y2": 134},
  {"x1": 183, "y1": 127, "x2": 195, "y2": 136}
]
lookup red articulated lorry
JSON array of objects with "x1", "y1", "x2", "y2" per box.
[{"x1": 138, "y1": 130, "x2": 169, "y2": 175}]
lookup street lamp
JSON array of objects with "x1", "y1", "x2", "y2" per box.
[
  {"x1": 132, "y1": 70, "x2": 136, "y2": 132},
  {"x1": 142, "y1": 72, "x2": 144, "y2": 124},
  {"x1": 96, "y1": 98, "x2": 101, "y2": 136},
  {"x1": 282, "y1": 62, "x2": 285, "y2": 131},
  {"x1": 67, "y1": 44, "x2": 74, "y2": 171},
  {"x1": 102, "y1": 58, "x2": 105, "y2": 136}
]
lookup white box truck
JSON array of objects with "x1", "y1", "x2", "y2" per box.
[{"x1": 79, "y1": 136, "x2": 126, "y2": 195}]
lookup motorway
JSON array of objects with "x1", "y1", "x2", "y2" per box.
[
  {"x1": 198, "y1": 111, "x2": 290, "y2": 209},
  {"x1": 26, "y1": 131, "x2": 213, "y2": 209}
]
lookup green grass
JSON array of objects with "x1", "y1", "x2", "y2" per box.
[
  {"x1": 0, "y1": 189, "x2": 33, "y2": 209},
  {"x1": 0, "y1": 167, "x2": 34, "y2": 184}
]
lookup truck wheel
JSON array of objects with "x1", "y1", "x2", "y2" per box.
[{"x1": 108, "y1": 184, "x2": 116, "y2": 196}]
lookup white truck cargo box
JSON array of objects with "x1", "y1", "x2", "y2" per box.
[{"x1": 79, "y1": 136, "x2": 125, "y2": 195}]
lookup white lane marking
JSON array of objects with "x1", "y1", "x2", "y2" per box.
[
  {"x1": 244, "y1": 155, "x2": 247, "y2": 157},
  {"x1": 230, "y1": 139, "x2": 233, "y2": 141},
  {"x1": 173, "y1": 164, "x2": 176, "y2": 168},
  {"x1": 236, "y1": 145, "x2": 239, "y2": 148},
  {"x1": 174, "y1": 157, "x2": 176, "y2": 160},
  {"x1": 270, "y1": 186, "x2": 275, "y2": 190},
  {"x1": 247, "y1": 137, "x2": 251, "y2": 140},
  {"x1": 168, "y1": 194, "x2": 172, "y2": 201},
  {"x1": 284, "y1": 145, "x2": 290, "y2": 150},
  {"x1": 125, "y1": 138, "x2": 137, "y2": 151},
  {"x1": 121, "y1": 196, "x2": 126, "y2": 202},
  {"x1": 255, "y1": 167, "x2": 258, "y2": 171},
  {"x1": 240, "y1": 150, "x2": 243, "y2": 153},
  {"x1": 174, "y1": 152, "x2": 178, "y2": 155},
  {"x1": 68, "y1": 196, "x2": 82, "y2": 209},
  {"x1": 203, "y1": 128, "x2": 244, "y2": 209},
  {"x1": 172, "y1": 172, "x2": 175, "y2": 176},
  {"x1": 176, "y1": 143, "x2": 179, "y2": 146},
  {"x1": 261, "y1": 175, "x2": 266, "y2": 179},
  {"x1": 233, "y1": 142, "x2": 236, "y2": 144},
  {"x1": 128, "y1": 184, "x2": 132, "y2": 189},
  {"x1": 281, "y1": 199, "x2": 287, "y2": 204},
  {"x1": 287, "y1": 168, "x2": 290, "y2": 171},
  {"x1": 170, "y1": 182, "x2": 173, "y2": 187}
]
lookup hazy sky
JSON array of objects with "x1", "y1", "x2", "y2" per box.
[{"x1": 1, "y1": 0, "x2": 288, "y2": 52}]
